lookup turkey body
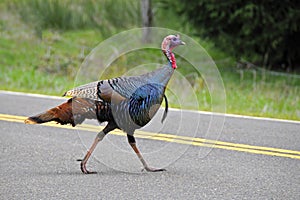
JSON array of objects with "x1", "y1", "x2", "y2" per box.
[
  {"x1": 62, "y1": 64, "x2": 173, "y2": 133},
  {"x1": 26, "y1": 66, "x2": 170, "y2": 129}
]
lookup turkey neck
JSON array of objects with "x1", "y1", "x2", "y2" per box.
[{"x1": 146, "y1": 51, "x2": 176, "y2": 87}]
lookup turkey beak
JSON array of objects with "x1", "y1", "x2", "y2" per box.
[{"x1": 180, "y1": 41, "x2": 185, "y2": 45}]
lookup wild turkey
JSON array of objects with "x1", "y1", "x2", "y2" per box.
[{"x1": 25, "y1": 34, "x2": 185, "y2": 174}]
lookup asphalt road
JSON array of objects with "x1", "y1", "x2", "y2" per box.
[{"x1": 1, "y1": 91, "x2": 299, "y2": 199}]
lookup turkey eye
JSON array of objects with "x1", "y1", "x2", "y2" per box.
[{"x1": 172, "y1": 38, "x2": 177, "y2": 41}]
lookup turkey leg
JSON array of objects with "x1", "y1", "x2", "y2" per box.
[
  {"x1": 127, "y1": 134, "x2": 166, "y2": 172},
  {"x1": 78, "y1": 122, "x2": 116, "y2": 174},
  {"x1": 77, "y1": 131, "x2": 105, "y2": 174}
]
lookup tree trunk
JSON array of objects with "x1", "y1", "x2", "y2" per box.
[{"x1": 141, "y1": 0, "x2": 153, "y2": 43}]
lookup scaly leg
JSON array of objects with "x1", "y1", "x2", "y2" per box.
[
  {"x1": 77, "y1": 131, "x2": 105, "y2": 174},
  {"x1": 127, "y1": 134, "x2": 166, "y2": 172},
  {"x1": 77, "y1": 122, "x2": 116, "y2": 174}
]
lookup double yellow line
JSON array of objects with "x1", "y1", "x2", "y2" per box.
[{"x1": 1, "y1": 113, "x2": 300, "y2": 160}]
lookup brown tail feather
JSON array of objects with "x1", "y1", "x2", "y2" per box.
[{"x1": 24, "y1": 97, "x2": 97, "y2": 127}]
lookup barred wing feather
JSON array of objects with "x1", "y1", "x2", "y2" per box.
[{"x1": 64, "y1": 76, "x2": 148, "y2": 103}]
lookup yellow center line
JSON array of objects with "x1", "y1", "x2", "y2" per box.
[{"x1": 1, "y1": 113, "x2": 300, "y2": 160}]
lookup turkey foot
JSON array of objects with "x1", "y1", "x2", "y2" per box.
[
  {"x1": 77, "y1": 159, "x2": 97, "y2": 174},
  {"x1": 143, "y1": 166, "x2": 166, "y2": 172}
]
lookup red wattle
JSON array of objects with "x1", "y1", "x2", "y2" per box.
[{"x1": 170, "y1": 53, "x2": 177, "y2": 69}]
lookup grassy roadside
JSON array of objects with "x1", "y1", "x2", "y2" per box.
[{"x1": 0, "y1": 1, "x2": 299, "y2": 120}]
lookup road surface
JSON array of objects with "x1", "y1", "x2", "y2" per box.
[{"x1": 0, "y1": 91, "x2": 299, "y2": 199}]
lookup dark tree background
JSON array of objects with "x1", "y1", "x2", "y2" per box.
[{"x1": 173, "y1": 0, "x2": 300, "y2": 72}]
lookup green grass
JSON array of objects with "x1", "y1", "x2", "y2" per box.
[
  {"x1": 222, "y1": 69, "x2": 299, "y2": 119},
  {"x1": 0, "y1": 0, "x2": 299, "y2": 120}
]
